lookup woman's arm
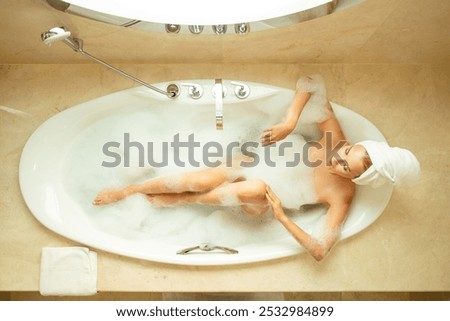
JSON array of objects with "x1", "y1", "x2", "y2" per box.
[
  {"x1": 265, "y1": 185, "x2": 350, "y2": 261},
  {"x1": 261, "y1": 89, "x2": 311, "y2": 146},
  {"x1": 284, "y1": 89, "x2": 313, "y2": 129},
  {"x1": 317, "y1": 105, "x2": 347, "y2": 145}
]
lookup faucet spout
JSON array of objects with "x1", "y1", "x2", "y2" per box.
[{"x1": 213, "y1": 79, "x2": 224, "y2": 130}]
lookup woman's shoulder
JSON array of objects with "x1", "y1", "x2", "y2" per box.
[{"x1": 314, "y1": 169, "x2": 355, "y2": 205}]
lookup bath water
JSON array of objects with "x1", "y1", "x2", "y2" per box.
[{"x1": 63, "y1": 100, "x2": 327, "y2": 248}]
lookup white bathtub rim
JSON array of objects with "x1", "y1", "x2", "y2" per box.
[{"x1": 19, "y1": 80, "x2": 393, "y2": 266}]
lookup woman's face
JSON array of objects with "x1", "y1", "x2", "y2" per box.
[{"x1": 328, "y1": 144, "x2": 369, "y2": 179}]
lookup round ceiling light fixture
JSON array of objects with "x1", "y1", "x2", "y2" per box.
[{"x1": 62, "y1": 0, "x2": 333, "y2": 25}]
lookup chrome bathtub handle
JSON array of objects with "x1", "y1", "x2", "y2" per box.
[
  {"x1": 177, "y1": 243, "x2": 238, "y2": 255},
  {"x1": 176, "y1": 245, "x2": 201, "y2": 255},
  {"x1": 180, "y1": 82, "x2": 203, "y2": 99},
  {"x1": 230, "y1": 81, "x2": 250, "y2": 99},
  {"x1": 213, "y1": 246, "x2": 239, "y2": 254}
]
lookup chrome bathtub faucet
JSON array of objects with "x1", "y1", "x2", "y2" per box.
[{"x1": 213, "y1": 79, "x2": 227, "y2": 130}]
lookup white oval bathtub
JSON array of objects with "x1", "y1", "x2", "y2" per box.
[{"x1": 19, "y1": 79, "x2": 392, "y2": 265}]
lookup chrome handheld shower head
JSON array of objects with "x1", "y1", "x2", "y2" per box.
[
  {"x1": 41, "y1": 27, "x2": 71, "y2": 45},
  {"x1": 40, "y1": 26, "x2": 176, "y2": 98},
  {"x1": 41, "y1": 26, "x2": 82, "y2": 51}
]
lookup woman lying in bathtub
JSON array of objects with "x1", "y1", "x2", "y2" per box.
[{"x1": 93, "y1": 75, "x2": 420, "y2": 261}]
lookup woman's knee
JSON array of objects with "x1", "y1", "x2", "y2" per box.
[
  {"x1": 237, "y1": 179, "x2": 267, "y2": 202},
  {"x1": 250, "y1": 179, "x2": 267, "y2": 195}
]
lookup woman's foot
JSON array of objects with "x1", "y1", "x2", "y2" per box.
[{"x1": 92, "y1": 189, "x2": 128, "y2": 205}]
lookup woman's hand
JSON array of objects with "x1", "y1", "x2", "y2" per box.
[
  {"x1": 265, "y1": 186, "x2": 286, "y2": 221},
  {"x1": 260, "y1": 122, "x2": 294, "y2": 146}
]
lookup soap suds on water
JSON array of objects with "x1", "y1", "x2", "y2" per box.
[{"x1": 63, "y1": 100, "x2": 327, "y2": 247}]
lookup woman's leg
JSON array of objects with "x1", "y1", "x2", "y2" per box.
[
  {"x1": 93, "y1": 165, "x2": 240, "y2": 205},
  {"x1": 148, "y1": 179, "x2": 269, "y2": 216}
]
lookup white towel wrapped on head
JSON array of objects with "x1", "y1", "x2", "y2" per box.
[
  {"x1": 40, "y1": 247, "x2": 97, "y2": 296},
  {"x1": 352, "y1": 140, "x2": 421, "y2": 188}
]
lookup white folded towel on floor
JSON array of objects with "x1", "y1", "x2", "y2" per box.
[{"x1": 40, "y1": 247, "x2": 97, "y2": 296}]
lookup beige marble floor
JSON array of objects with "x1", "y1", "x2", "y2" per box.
[
  {"x1": 0, "y1": 63, "x2": 449, "y2": 294},
  {"x1": 1, "y1": 291, "x2": 449, "y2": 301}
]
